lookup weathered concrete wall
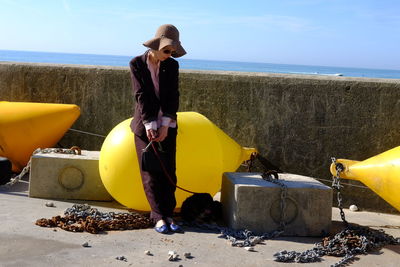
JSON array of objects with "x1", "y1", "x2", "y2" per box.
[{"x1": 1, "y1": 62, "x2": 399, "y2": 213}]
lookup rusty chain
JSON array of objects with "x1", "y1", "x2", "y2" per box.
[{"x1": 36, "y1": 204, "x2": 153, "y2": 234}]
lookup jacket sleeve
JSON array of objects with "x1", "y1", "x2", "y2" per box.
[
  {"x1": 161, "y1": 60, "x2": 180, "y2": 120},
  {"x1": 129, "y1": 59, "x2": 159, "y2": 123}
]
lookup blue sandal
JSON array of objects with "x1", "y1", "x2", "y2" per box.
[
  {"x1": 154, "y1": 224, "x2": 169, "y2": 234},
  {"x1": 169, "y1": 223, "x2": 183, "y2": 233}
]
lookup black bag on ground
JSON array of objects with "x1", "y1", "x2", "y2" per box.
[
  {"x1": 141, "y1": 141, "x2": 169, "y2": 173},
  {"x1": 0, "y1": 157, "x2": 12, "y2": 185}
]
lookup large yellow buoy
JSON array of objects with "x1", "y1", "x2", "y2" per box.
[
  {"x1": 99, "y1": 112, "x2": 256, "y2": 211},
  {"x1": 0, "y1": 101, "x2": 80, "y2": 172},
  {"x1": 330, "y1": 146, "x2": 400, "y2": 211}
]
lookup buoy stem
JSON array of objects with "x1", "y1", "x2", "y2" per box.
[
  {"x1": 335, "y1": 163, "x2": 344, "y2": 173},
  {"x1": 241, "y1": 147, "x2": 258, "y2": 163}
]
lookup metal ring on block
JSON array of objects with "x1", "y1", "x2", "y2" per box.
[
  {"x1": 58, "y1": 166, "x2": 84, "y2": 191},
  {"x1": 269, "y1": 197, "x2": 298, "y2": 225}
]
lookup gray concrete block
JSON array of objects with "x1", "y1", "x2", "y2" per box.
[
  {"x1": 29, "y1": 150, "x2": 113, "y2": 201},
  {"x1": 221, "y1": 172, "x2": 332, "y2": 236}
]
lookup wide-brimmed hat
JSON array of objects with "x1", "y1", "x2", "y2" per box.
[{"x1": 143, "y1": 24, "x2": 186, "y2": 58}]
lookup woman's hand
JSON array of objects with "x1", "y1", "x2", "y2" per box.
[
  {"x1": 154, "y1": 126, "x2": 169, "y2": 142},
  {"x1": 146, "y1": 129, "x2": 158, "y2": 141}
]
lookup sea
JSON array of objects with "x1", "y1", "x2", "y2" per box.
[{"x1": 1, "y1": 49, "x2": 400, "y2": 79}]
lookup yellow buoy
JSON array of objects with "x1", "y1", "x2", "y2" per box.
[
  {"x1": 330, "y1": 146, "x2": 400, "y2": 211},
  {"x1": 99, "y1": 112, "x2": 256, "y2": 211},
  {"x1": 0, "y1": 101, "x2": 80, "y2": 172}
]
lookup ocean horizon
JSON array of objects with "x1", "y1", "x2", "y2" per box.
[{"x1": 1, "y1": 49, "x2": 400, "y2": 79}]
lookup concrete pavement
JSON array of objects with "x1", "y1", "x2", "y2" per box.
[{"x1": 1, "y1": 179, "x2": 399, "y2": 267}]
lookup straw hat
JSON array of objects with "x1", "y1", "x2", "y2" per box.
[{"x1": 143, "y1": 24, "x2": 186, "y2": 58}]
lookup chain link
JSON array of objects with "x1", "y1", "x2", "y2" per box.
[
  {"x1": 0, "y1": 160, "x2": 31, "y2": 188},
  {"x1": 331, "y1": 157, "x2": 348, "y2": 226},
  {"x1": 38, "y1": 146, "x2": 82, "y2": 155}
]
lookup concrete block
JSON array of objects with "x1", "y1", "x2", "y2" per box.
[
  {"x1": 221, "y1": 172, "x2": 332, "y2": 236},
  {"x1": 29, "y1": 150, "x2": 113, "y2": 201}
]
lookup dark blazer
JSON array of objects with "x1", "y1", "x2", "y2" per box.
[{"x1": 129, "y1": 51, "x2": 180, "y2": 138}]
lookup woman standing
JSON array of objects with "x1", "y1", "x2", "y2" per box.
[{"x1": 129, "y1": 24, "x2": 186, "y2": 234}]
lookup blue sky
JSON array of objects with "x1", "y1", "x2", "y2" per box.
[{"x1": 1, "y1": 0, "x2": 399, "y2": 69}]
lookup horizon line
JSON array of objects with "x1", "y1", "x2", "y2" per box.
[{"x1": 1, "y1": 48, "x2": 400, "y2": 72}]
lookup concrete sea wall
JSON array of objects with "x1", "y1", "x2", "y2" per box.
[{"x1": 1, "y1": 61, "x2": 399, "y2": 213}]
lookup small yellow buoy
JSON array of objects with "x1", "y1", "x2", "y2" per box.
[
  {"x1": 0, "y1": 101, "x2": 80, "y2": 172},
  {"x1": 330, "y1": 146, "x2": 400, "y2": 211},
  {"x1": 99, "y1": 112, "x2": 257, "y2": 211}
]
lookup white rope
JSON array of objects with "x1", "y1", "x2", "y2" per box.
[
  {"x1": 68, "y1": 128, "x2": 106, "y2": 138},
  {"x1": 315, "y1": 178, "x2": 369, "y2": 189}
]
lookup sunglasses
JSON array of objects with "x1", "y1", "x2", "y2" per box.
[{"x1": 162, "y1": 49, "x2": 175, "y2": 55}]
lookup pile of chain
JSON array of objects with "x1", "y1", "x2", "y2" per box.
[
  {"x1": 36, "y1": 204, "x2": 153, "y2": 234},
  {"x1": 274, "y1": 225, "x2": 400, "y2": 265},
  {"x1": 184, "y1": 220, "x2": 284, "y2": 247},
  {"x1": 183, "y1": 221, "x2": 283, "y2": 247},
  {"x1": 273, "y1": 158, "x2": 400, "y2": 266},
  {"x1": 220, "y1": 228, "x2": 280, "y2": 247}
]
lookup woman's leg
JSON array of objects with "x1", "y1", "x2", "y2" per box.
[
  {"x1": 158, "y1": 128, "x2": 177, "y2": 217},
  {"x1": 134, "y1": 128, "x2": 177, "y2": 223}
]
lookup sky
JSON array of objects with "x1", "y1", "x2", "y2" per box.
[{"x1": 0, "y1": 0, "x2": 400, "y2": 70}]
